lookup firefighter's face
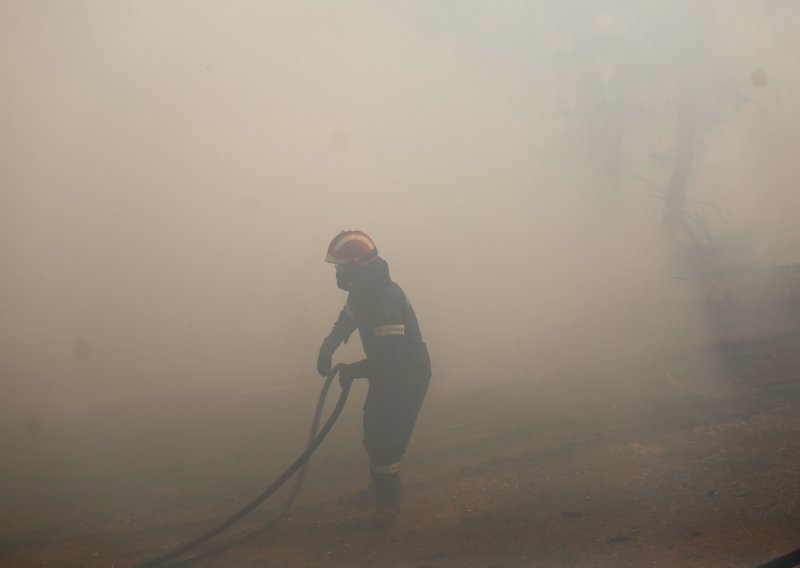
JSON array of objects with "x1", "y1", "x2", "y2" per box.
[{"x1": 335, "y1": 263, "x2": 357, "y2": 291}]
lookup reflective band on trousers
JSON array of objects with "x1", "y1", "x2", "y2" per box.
[
  {"x1": 371, "y1": 462, "x2": 401, "y2": 474},
  {"x1": 373, "y1": 324, "x2": 405, "y2": 337}
]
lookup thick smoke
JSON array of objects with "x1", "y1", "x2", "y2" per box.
[{"x1": 1, "y1": 1, "x2": 798, "y2": 421}]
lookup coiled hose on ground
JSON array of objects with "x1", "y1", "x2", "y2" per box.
[
  {"x1": 757, "y1": 547, "x2": 800, "y2": 568},
  {"x1": 129, "y1": 363, "x2": 799, "y2": 568},
  {"x1": 132, "y1": 365, "x2": 349, "y2": 567}
]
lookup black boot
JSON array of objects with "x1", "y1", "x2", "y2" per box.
[{"x1": 371, "y1": 471, "x2": 400, "y2": 529}]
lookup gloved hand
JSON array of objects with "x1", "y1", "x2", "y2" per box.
[
  {"x1": 338, "y1": 363, "x2": 358, "y2": 389},
  {"x1": 317, "y1": 337, "x2": 337, "y2": 377}
]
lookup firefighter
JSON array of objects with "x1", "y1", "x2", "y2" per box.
[{"x1": 317, "y1": 230, "x2": 431, "y2": 528}]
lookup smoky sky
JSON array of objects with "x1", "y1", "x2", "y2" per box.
[{"x1": 2, "y1": 1, "x2": 799, "y2": 413}]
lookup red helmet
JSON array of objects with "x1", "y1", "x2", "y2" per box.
[{"x1": 325, "y1": 230, "x2": 378, "y2": 265}]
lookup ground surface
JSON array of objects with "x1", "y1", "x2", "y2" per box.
[{"x1": 3, "y1": 333, "x2": 800, "y2": 568}]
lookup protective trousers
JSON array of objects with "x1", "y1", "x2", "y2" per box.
[{"x1": 363, "y1": 373, "x2": 430, "y2": 506}]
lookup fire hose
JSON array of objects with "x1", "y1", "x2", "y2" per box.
[
  {"x1": 757, "y1": 547, "x2": 800, "y2": 568},
  {"x1": 129, "y1": 361, "x2": 798, "y2": 568},
  {"x1": 132, "y1": 364, "x2": 349, "y2": 567}
]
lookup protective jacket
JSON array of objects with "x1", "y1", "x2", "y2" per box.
[{"x1": 325, "y1": 258, "x2": 431, "y2": 383}]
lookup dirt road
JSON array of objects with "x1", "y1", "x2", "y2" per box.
[{"x1": 3, "y1": 342, "x2": 800, "y2": 568}]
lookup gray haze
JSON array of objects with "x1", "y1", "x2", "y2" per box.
[{"x1": 2, "y1": 1, "x2": 799, "y2": 418}]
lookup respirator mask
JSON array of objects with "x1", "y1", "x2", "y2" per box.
[{"x1": 335, "y1": 264, "x2": 357, "y2": 291}]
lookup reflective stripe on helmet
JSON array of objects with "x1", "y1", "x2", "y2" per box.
[
  {"x1": 332, "y1": 234, "x2": 370, "y2": 253},
  {"x1": 371, "y1": 462, "x2": 400, "y2": 474},
  {"x1": 374, "y1": 324, "x2": 405, "y2": 337},
  {"x1": 325, "y1": 230, "x2": 378, "y2": 264}
]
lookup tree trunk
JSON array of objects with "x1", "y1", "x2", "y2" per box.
[{"x1": 662, "y1": 100, "x2": 697, "y2": 232}]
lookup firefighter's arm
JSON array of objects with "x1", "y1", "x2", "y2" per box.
[
  {"x1": 327, "y1": 301, "x2": 357, "y2": 346},
  {"x1": 318, "y1": 301, "x2": 357, "y2": 377},
  {"x1": 340, "y1": 332, "x2": 404, "y2": 382}
]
